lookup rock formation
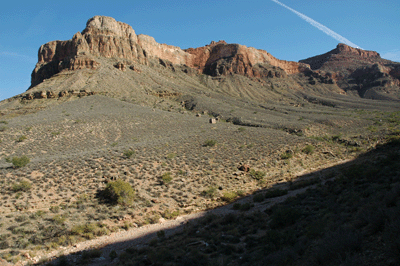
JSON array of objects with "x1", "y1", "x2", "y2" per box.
[
  {"x1": 300, "y1": 44, "x2": 400, "y2": 99},
  {"x1": 299, "y1": 43, "x2": 390, "y2": 74},
  {"x1": 185, "y1": 40, "x2": 308, "y2": 77},
  {"x1": 27, "y1": 16, "x2": 400, "y2": 102},
  {"x1": 30, "y1": 16, "x2": 308, "y2": 88}
]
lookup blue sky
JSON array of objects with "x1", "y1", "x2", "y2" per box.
[{"x1": 1, "y1": 0, "x2": 399, "y2": 101}]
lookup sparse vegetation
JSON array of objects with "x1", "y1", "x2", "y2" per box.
[
  {"x1": 302, "y1": 144, "x2": 315, "y2": 155},
  {"x1": 264, "y1": 188, "x2": 288, "y2": 199},
  {"x1": 203, "y1": 139, "x2": 216, "y2": 147},
  {"x1": 11, "y1": 180, "x2": 31, "y2": 192},
  {"x1": 201, "y1": 186, "x2": 218, "y2": 199},
  {"x1": 16, "y1": 135, "x2": 27, "y2": 142},
  {"x1": 161, "y1": 172, "x2": 173, "y2": 184},
  {"x1": 221, "y1": 191, "x2": 238, "y2": 202},
  {"x1": 123, "y1": 149, "x2": 135, "y2": 158},
  {"x1": 8, "y1": 156, "x2": 30, "y2": 168},
  {"x1": 249, "y1": 169, "x2": 266, "y2": 180},
  {"x1": 0, "y1": 54, "x2": 398, "y2": 265},
  {"x1": 101, "y1": 180, "x2": 135, "y2": 206},
  {"x1": 280, "y1": 151, "x2": 293, "y2": 160}
]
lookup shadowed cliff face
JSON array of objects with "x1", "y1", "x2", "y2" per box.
[
  {"x1": 299, "y1": 44, "x2": 400, "y2": 100},
  {"x1": 299, "y1": 43, "x2": 385, "y2": 72}
]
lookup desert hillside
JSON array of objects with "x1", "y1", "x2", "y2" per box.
[{"x1": 0, "y1": 16, "x2": 399, "y2": 266}]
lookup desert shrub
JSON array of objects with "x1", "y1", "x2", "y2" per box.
[
  {"x1": 270, "y1": 206, "x2": 302, "y2": 229},
  {"x1": 50, "y1": 205, "x2": 60, "y2": 213},
  {"x1": 203, "y1": 139, "x2": 216, "y2": 147},
  {"x1": 222, "y1": 191, "x2": 238, "y2": 203},
  {"x1": 166, "y1": 153, "x2": 177, "y2": 159},
  {"x1": 157, "y1": 230, "x2": 166, "y2": 238},
  {"x1": 162, "y1": 210, "x2": 180, "y2": 219},
  {"x1": 109, "y1": 250, "x2": 118, "y2": 261},
  {"x1": 264, "y1": 189, "x2": 288, "y2": 199},
  {"x1": 16, "y1": 135, "x2": 27, "y2": 142},
  {"x1": 102, "y1": 180, "x2": 135, "y2": 206},
  {"x1": 9, "y1": 156, "x2": 30, "y2": 168},
  {"x1": 249, "y1": 169, "x2": 266, "y2": 180},
  {"x1": 52, "y1": 215, "x2": 66, "y2": 225},
  {"x1": 201, "y1": 186, "x2": 218, "y2": 198},
  {"x1": 123, "y1": 149, "x2": 135, "y2": 158},
  {"x1": 80, "y1": 249, "x2": 102, "y2": 263},
  {"x1": 233, "y1": 202, "x2": 253, "y2": 211},
  {"x1": 161, "y1": 172, "x2": 173, "y2": 184},
  {"x1": 11, "y1": 180, "x2": 31, "y2": 192},
  {"x1": 302, "y1": 144, "x2": 315, "y2": 155},
  {"x1": 280, "y1": 151, "x2": 293, "y2": 160},
  {"x1": 57, "y1": 255, "x2": 69, "y2": 266},
  {"x1": 237, "y1": 190, "x2": 245, "y2": 197},
  {"x1": 70, "y1": 223, "x2": 108, "y2": 239},
  {"x1": 290, "y1": 178, "x2": 319, "y2": 190},
  {"x1": 0, "y1": 126, "x2": 7, "y2": 132},
  {"x1": 253, "y1": 193, "x2": 265, "y2": 202}
]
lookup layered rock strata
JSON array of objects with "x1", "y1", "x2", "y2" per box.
[{"x1": 30, "y1": 16, "x2": 307, "y2": 88}]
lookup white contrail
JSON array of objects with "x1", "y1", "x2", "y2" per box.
[{"x1": 271, "y1": 0, "x2": 362, "y2": 49}]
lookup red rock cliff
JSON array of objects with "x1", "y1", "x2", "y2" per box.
[{"x1": 31, "y1": 16, "x2": 307, "y2": 87}]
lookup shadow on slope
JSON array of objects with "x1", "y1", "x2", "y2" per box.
[{"x1": 41, "y1": 139, "x2": 400, "y2": 266}]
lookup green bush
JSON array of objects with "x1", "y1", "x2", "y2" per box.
[
  {"x1": 221, "y1": 191, "x2": 238, "y2": 203},
  {"x1": 11, "y1": 180, "x2": 31, "y2": 192},
  {"x1": 161, "y1": 172, "x2": 173, "y2": 184},
  {"x1": 102, "y1": 180, "x2": 135, "y2": 206},
  {"x1": 280, "y1": 152, "x2": 293, "y2": 160},
  {"x1": 253, "y1": 193, "x2": 265, "y2": 202},
  {"x1": 264, "y1": 189, "x2": 288, "y2": 199},
  {"x1": 16, "y1": 135, "x2": 27, "y2": 142},
  {"x1": 109, "y1": 250, "x2": 118, "y2": 261},
  {"x1": 9, "y1": 156, "x2": 30, "y2": 168},
  {"x1": 302, "y1": 145, "x2": 315, "y2": 155},
  {"x1": 203, "y1": 139, "x2": 216, "y2": 147},
  {"x1": 249, "y1": 169, "x2": 266, "y2": 180},
  {"x1": 81, "y1": 249, "x2": 102, "y2": 262},
  {"x1": 123, "y1": 149, "x2": 135, "y2": 158},
  {"x1": 270, "y1": 206, "x2": 301, "y2": 229},
  {"x1": 202, "y1": 186, "x2": 218, "y2": 198}
]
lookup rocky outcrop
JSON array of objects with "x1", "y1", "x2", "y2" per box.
[
  {"x1": 185, "y1": 40, "x2": 308, "y2": 77},
  {"x1": 28, "y1": 16, "x2": 399, "y2": 101},
  {"x1": 30, "y1": 16, "x2": 308, "y2": 89},
  {"x1": 299, "y1": 43, "x2": 388, "y2": 73},
  {"x1": 22, "y1": 89, "x2": 95, "y2": 100},
  {"x1": 300, "y1": 43, "x2": 400, "y2": 99},
  {"x1": 31, "y1": 16, "x2": 147, "y2": 87}
]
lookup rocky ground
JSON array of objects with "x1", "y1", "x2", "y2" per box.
[{"x1": 0, "y1": 93, "x2": 399, "y2": 265}]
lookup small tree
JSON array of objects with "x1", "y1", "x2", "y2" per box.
[
  {"x1": 12, "y1": 180, "x2": 32, "y2": 192},
  {"x1": 123, "y1": 150, "x2": 135, "y2": 158},
  {"x1": 7, "y1": 156, "x2": 30, "y2": 168},
  {"x1": 203, "y1": 140, "x2": 216, "y2": 147},
  {"x1": 161, "y1": 172, "x2": 173, "y2": 184},
  {"x1": 302, "y1": 145, "x2": 315, "y2": 155},
  {"x1": 102, "y1": 180, "x2": 135, "y2": 206}
]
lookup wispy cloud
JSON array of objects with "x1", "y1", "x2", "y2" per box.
[
  {"x1": 382, "y1": 49, "x2": 400, "y2": 62},
  {"x1": 271, "y1": 0, "x2": 362, "y2": 49}
]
